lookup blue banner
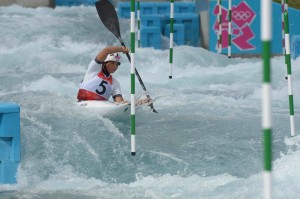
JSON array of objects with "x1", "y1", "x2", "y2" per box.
[{"x1": 209, "y1": 0, "x2": 300, "y2": 55}]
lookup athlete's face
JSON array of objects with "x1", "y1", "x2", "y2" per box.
[{"x1": 105, "y1": 61, "x2": 120, "y2": 73}]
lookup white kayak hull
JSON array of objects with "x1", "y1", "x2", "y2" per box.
[{"x1": 77, "y1": 100, "x2": 130, "y2": 116}]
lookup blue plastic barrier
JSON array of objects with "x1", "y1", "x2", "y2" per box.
[
  {"x1": 140, "y1": 2, "x2": 158, "y2": 15},
  {"x1": 55, "y1": 0, "x2": 97, "y2": 6},
  {"x1": 164, "y1": 23, "x2": 185, "y2": 45},
  {"x1": 118, "y1": 2, "x2": 170, "y2": 19},
  {"x1": 55, "y1": 0, "x2": 82, "y2": 6},
  {"x1": 141, "y1": 14, "x2": 166, "y2": 33},
  {"x1": 141, "y1": 27, "x2": 162, "y2": 49},
  {"x1": 157, "y1": 2, "x2": 170, "y2": 15},
  {"x1": 291, "y1": 35, "x2": 300, "y2": 60},
  {"x1": 174, "y1": 2, "x2": 195, "y2": 13},
  {"x1": 117, "y1": 2, "x2": 131, "y2": 19},
  {"x1": 118, "y1": 2, "x2": 196, "y2": 16},
  {"x1": 174, "y1": 13, "x2": 200, "y2": 46},
  {"x1": 117, "y1": 1, "x2": 200, "y2": 49},
  {"x1": 0, "y1": 103, "x2": 20, "y2": 184},
  {"x1": 83, "y1": 0, "x2": 97, "y2": 6}
]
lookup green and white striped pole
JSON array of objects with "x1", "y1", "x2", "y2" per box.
[
  {"x1": 261, "y1": 0, "x2": 272, "y2": 198},
  {"x1": 130, "y1": 0, "x2": 136, "y2": 156},
  {"x1": 228, "y1": 0, "x2": 232, "y2": 58},
  {"x1": 218, "y1": 0, "x2": 222, "y2": 53},
  {"x1": 281, "y1": 0, "x2": 285, "y2": 54},
  {"x1": 284, "y1": 0, "x2": 289, "y2": 14},
  {"x1": 169, "y1": 0, "x2": 174, "y2": 79},
  {"x1": 137, "y1": 0, "x2": 140, "y2": 48},
  {"x1": 284, "y1": 9, "x2": 296, "y2": 137}
]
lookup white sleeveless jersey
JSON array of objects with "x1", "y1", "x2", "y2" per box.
[{"x1": 77, "y1": 59, "x2": 122, "y2": 101}]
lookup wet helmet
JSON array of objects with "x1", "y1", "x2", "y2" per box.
[{"x1": 104, "y1": 53, "x2": 121, "y2": 64}]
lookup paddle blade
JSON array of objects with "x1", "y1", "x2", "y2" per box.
[{"x1": 95, "y1": 0, "x2": 121, "y2": 40}]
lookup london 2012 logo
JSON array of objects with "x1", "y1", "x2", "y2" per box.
[{"x1": 213, "y1": 1, "x2": 256, "y2": 50}]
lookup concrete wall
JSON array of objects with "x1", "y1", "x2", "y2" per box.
[
  {"x1": 0, "y1": 0, "x2": 55, "y2": 8},
  {"x1": 195, "y1": 0, "x2": 209, "y2": 49}
]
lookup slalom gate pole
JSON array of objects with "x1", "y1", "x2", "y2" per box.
[
  {"x1": 261, "y1": 0, "x2": 272, "y2": 198},
  {"x1": 281, "y1": 0, "x2": 285, "y2": 55},
  {"x1": 228, "y1": 0, "x2": 232, "y2": 58},
  {"x1": 169, "y1": 0, "x2": 174, "y2": 79},
  {"x1": 284, "y1": 7, "x2": 296, "y2": 137},
  {"x1": 130, "y1": 0, "x2": 136, "y2": 156},
  {"x1": 284, "y1": 0, "x2": 289, "y2": 18},
  {"x1": 217, "y1": 0, "x2": 220, "y2": 53},
  {"x1": 218, "y1": 0, "x2": 222, "y2": 53},
  {"x1": 137, "y1": 0, "x2": 140, "y2": 48}
]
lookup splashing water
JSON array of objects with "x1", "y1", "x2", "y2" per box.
[{"x1": 0, "y1": 5, "x2": 300, "y2": 199}]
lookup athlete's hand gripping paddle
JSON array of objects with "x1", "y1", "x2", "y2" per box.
[{"x1": 95, "y1": 0, "x2": 157, "y2": 113}]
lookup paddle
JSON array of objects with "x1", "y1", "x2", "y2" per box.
[{"x1": 95, "y1": 0, "x2": 158, "y2": 113}]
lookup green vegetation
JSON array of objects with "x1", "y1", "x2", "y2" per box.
[{"x1": 273, "y1": 0, "x2": 300, "y2": 10}]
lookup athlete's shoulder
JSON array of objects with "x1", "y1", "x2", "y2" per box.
[{"x1": 112, "y1": 77, "x2": 120, "y2": 85}]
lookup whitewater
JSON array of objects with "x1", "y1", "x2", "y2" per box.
[{"x1": 0, "y1": 5, "x2": 300, "y2": 199}]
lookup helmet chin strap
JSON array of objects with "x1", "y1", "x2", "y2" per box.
[{"x1": 102, "y1": 63, "x2": 110, "y2": 77}]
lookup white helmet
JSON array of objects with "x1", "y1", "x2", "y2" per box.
[{"x1": 104, "y1": 53, "x2": 121, "y2": 63}]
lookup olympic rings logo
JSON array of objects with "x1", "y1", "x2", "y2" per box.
[{"x1": 232, "y1": 11, "x2": 251, "y2": 21}]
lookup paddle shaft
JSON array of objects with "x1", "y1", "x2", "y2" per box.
[
  {"x1": 95, "y1": 0, "x2": 157, "y2": 113},
  {"x1": 118, "y1": 33, "x2": 157, "y2": 113},
  {"x1": 118, "y1": 41, "x2": 157, "y2": 113}
]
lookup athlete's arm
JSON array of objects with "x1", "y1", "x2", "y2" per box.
[{"x1": 96, "y1": 46, "x2": 129, "y2": 62}]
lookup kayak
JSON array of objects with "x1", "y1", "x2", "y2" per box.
[{"x1": 77, "y1": 100, "x2": 130, "y2": 116}]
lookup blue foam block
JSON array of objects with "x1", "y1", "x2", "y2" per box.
[
  {"x1": 174, "y1": 13, "x2": 200, "y2": 46},
  {"x1": 0, "y1": 138, "x2": 13, "y2": 160},
  {"x1": 0, "y1": 161, "x2": 19, "y2": 184},
  {"x1": 156, "y1": 2, "x2": 170, "y2": 15},
  {"x1": 55, "y1": 0, "x2": 82, "y2": 6},
  {"x1": 140, "y1": 2, "x2": 157, "y2": 15},
  {"x1": 174, "y1": 2, "x2": 195, "y2": 13},
  {"x1": 0, "y1": 103, "x2": 19, "y2": 113},
  {"x1": 0, "y1": 103, "x2": 20, "y2": 184},
  {"x1": 141, "y1": 14, "x2": 166, "y2": 32},
  {"x1": 117, "y1": 2, "x2": 131, "y2": 19},
  {"x1": 0, "y1": 103, "x2": 20, "y2": 162},
  {"x1": 83, "y1": 0, "x2": 97, "y2": 6},
  {"x1": 55, "y1": 0, "x2": 98, "y2": 6},
  {"x1": 141, "y1": 27, "x2": 162, "y2": 49}
]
